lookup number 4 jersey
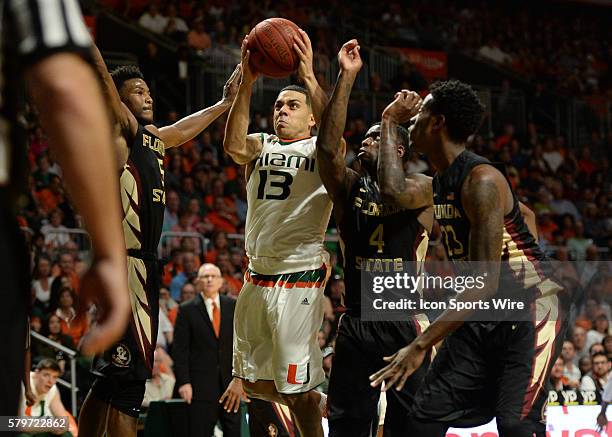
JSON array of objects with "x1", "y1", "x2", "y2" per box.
[{"x1": 245, "y1": 134, "x2": 332, "y2": 275}]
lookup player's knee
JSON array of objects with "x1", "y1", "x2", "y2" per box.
[
  {"x1": 497, "y1": 417, "x2": 534, "y2": 437},
  {"x1": 279, "y1": 391, "x2": 313, "y2": 410}
]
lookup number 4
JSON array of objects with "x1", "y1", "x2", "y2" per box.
[{"x1": 369, "y1": 224, "x2": 384, "y2": 253}]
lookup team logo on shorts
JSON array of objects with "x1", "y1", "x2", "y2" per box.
[
  {"x1": 111, "y1": 343, "x2": 131, "y2": 368},
  {"x1": 266, "y1": 423, "x2": 278, "y2": 436},
  {"x1": 287, "y1": 363, "x2": 310, "y2": 384}
]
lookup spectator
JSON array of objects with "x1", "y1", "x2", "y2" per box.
[
  {"x1": 138, "y1": 4, "x2": 168, "y2": 34},
  {"x1": 40, "y1": 209, "x2": 71, "y2": 249},
  {"x1": 54, "y1": 287, "x2": 88, "y2": 347},
  {"x1": 36, "y1": 174, "x2": 63, "y2": 215},
  {"x1": 217, "y1": 252, "x2": 242, "y2": 295},
  {"x1": 157, "y1": 307, "x2": 174, "y2": 351},
  {"x1": 580, "y1": 352, "x2": 610, "y2": 394},
  {"x1": 19, "y1": 359, "x2": 77, "y2": 436},
  {"x1": 142, "y1": 349, "x2": 176, "y2": 408},
  {"x1": 567, "y1": 221, "x2": 593, "y2": 260},
  {"x1": 205, "y1": 231, "x2": 229, "y2": 264},
  {"x1": 187, "y1": 21, "x2": 212, "y2": 54},
  {"x1": 550, "y1": 356, "x2": 570, "y2": 391},
  {"x1": 579, "y1": 355, "x2": 593, "y2": 377},
  {"x1": 163, "y1": 190, "x2": 180, "y2": 232},
  {"x1": 604, "y1": 335, "x2": 612, "y2": 358},
  {"x1": 164, "y1": 4, "x2": 189, "y2": 40},
  {"x1": 572, "y1": 326, "x2": 589, "y2": 366},
  {"x1": 590, "y1": 343, "x2": 606, "y2": 357},
  {"x1": 561, "y1": 340, "x2": 581, "y2": 389},
  {"x1": 173, "y1": 263, "x2": 241, "y2": 437},
  {"x1": 170, "y1": 209, "x2": 202, "y2": 254},
  {"x1": 170, "y1": 252, "x2": 198, "y2": 301},
  {"x1": 159, "y1": 287, "x2": 179, "y2": 325},
  {"x1": 587, "y1": 314, "x2": 610, "y2": 352},
  {"x1": 31, "y1": 314, "x2": 76, "y2": 374},
  {"x1": 205, "y1": 198, "x2": 239, "y2": 234},
  {"x1": 31, "y1": 255, "x2": 53, "y2": 312},
  {"x1": 50, "y1": 252, "x2": 80, "y2": 304}
]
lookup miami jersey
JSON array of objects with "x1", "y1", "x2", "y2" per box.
[{"x1": 245, "y1": 134, "x2": 332, "y2": 274}]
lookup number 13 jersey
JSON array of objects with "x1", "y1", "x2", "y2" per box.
[{"x1": 245, "y1": 134, "x2": 332, "y2": 275}]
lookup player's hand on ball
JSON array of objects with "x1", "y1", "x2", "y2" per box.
[
  {"x1": 240, "y1": 35, "x2": 259, "y2": 85},
  {"x1": 222, "y1": 64, "x2": 242, "y2": 105},
  {"x1": 338, "y1": 39, "x2": 363, "y2": 76},
  {"x1": 77, "y1": 258, "x2": 130, "y2": 356},
  {"x1": 369, "y1": 341, "x2": 427, "y2": 391},
  {"x1": 293, "y1": 29, "x2": 315, "y2": 81},
  {"x1": 597, "y1": 411, "x2": 608, "y2": 432},
  {"x1": 219, "y1": 377, "x2": 251, "y2": 413},
  {"x1": 179, "y1": 383, "x2": 193, "y2": 405},
  {"x1": 382, "y1": 89, "x2": 422, "y2": 123}
]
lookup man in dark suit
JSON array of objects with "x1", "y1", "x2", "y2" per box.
[{"x1": 173, "y1": 263, "x2": 242, "y2": 436}]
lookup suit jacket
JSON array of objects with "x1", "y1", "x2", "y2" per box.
[{"x1": 173, "y1": 293, "x2": 235, "y2": 401}]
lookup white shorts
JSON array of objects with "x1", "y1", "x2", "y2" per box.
[{"x1": 233, "y1": 265, "x2": 329, "y2": 394}]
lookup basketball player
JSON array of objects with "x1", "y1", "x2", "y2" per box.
[
  {"x1": 77, "y1": 47, "x2": 241, "y2": 435},
  {"x1": 317, "y1": 39, "x2": 434, "y2": 437},
  {"x1": 223, "y1": 32, "x2": 330, "y2": 437},
  {"x1": 1, "y1": 0, "x2": 129, "y2": 417},
  {"x1": 370, "y1": 82, "x2": 569, "y2": 436}
]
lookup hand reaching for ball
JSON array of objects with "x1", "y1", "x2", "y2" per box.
[
  {"x1": 383, "y1": 89, "x2": 422, "y2": 123},
  {"x1": 338, "y1": 39, "x2": 363, "y2": 76},
  {"x1": 293, "y1": 29, "x2": 315, "y2": 82},
  {"x1": 221, "y1": 64, "x2": 242, "y2": 105},
  {"x1": 240, "y1": 35, "x2": 259, "y2": 86}
]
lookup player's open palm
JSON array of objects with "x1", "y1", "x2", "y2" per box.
[
  {"x1": 338, "y1": 39, "x2": 362, "y2": 75},
  {"x1": 77, "y1": 258, "x2": 130, "y2": 356},
  {"x1": 369, "y1": 341, "x2": 427, "y2": 391},
  {"x1": 293, "y1": 29, "x2": 315, "y2": 80},
  {"x1": 222, "y1": 64, "x2": 242, "y2": 104},
  {"x1": 219, "y1": 377, "x2": 251, "y2": 413},
  {"x1": 240, "y1": 36, "x2": 259, "y2": 86},
  {"x1": 383, "y1": 90, "x2": 422, "y2": 123}
]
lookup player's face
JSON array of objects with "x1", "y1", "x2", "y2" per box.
[
  {"x1": 359, "y1": 125, "x2": 381, "y2": 164},
  {"x1": 121, "y1": 79, "x2": 154, "y2": 123},
  {"x1": 273, "y1": 91, "x2": 315, "y2": 139},
  {"x1": 409, "y1": 94, "x2": 435, "y2": 154}
]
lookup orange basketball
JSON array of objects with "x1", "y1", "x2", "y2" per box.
[{"x1": 247, "y1": 18, "x2": 301, "y2": 78}]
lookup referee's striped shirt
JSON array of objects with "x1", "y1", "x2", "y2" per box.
[{"x1": 0, "y1": 0, "x2": 92, "y2": 203}]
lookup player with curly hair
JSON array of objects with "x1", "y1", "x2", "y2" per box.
[{"x1": 370, "y1": 80, "x2": 569, "y2": 436}]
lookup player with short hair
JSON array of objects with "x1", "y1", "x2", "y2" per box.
[
  {"x1": 222, "y1": 31, "x2": 330, "y2": 437},
  {"x1": 370, "y1": 81, "x2": 569, "y2": 437},
  {"x1": 77, "y1": 47, "x2": 241, "y2": 436},
  {"x1": 316, "y1": 39, "x2": 433, "y2": 437}
]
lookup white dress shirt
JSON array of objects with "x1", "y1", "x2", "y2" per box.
[{"x1": 202, "y1": 293, "x2": 221, "y2": 322}]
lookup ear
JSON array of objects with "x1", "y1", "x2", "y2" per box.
[
  {"x1": 397, "y1": 144, "x2": 406, "y2": 159},
  {"x1": 431, "y1": 114, "x2": 445, "y2": 132},
  {"x1": 308, "y1": 113, "x2": 316, "y2": 129}
]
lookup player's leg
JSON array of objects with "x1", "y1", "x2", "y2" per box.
[
  {"x1": 495, "y1": 293, "x2": 569, "y2": 437},
  {"x1": 328, "y1": 315, "x2": 381, "y2": 437},
  {"x1": 0, "y1": 214, "x2": 29, "y2": 416},
  {"x1": 218, "y1": 401, "x2": 241, "y2": 437},
  {"x1": 270, "y1": 270, "x2": 329, "y2": 437}
]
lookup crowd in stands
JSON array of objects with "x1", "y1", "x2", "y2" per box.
[{"x1": 17, "y1": 0, "x2": 611, "y2": 416}]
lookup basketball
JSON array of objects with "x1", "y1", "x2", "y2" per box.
[{"x1": 247, "y1": 18, "x2": 301, "y2": 78}]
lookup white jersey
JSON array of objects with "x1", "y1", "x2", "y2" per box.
[{"x1": 245, "y1": 134, "x2": 332, "y2": 274}]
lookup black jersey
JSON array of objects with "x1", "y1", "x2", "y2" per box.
[
  {"x1": 432, "y1": 150, "x2": 553, "y2": 297},
  {"x1": 119, "y1": 124, "x2": 166, "y2": 254},
  {"x1": 338, "y1": 175, "x2": 428, "y2": 315}
]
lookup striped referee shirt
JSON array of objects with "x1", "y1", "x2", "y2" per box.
[{"x1": 0, "y1": 0, "x2": 92, "y2": 205}]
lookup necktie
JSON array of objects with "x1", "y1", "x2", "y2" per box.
[{"x1": 212, "y1": 301, "x2": 220, "y2": 338}]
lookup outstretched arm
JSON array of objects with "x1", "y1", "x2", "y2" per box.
[
  {"x1": 378, "y1": 90, "x2": 432, "y2": 210},
  {"x1": 157, "y1": 65, "x2": 242, "y2": 149},
  {"x1": 293, "y1": 29, "x2": 327, "y2": 126},
  {"x1": 223, "y1": 36, "x2": 263, "y2": 165},
  {"x1": 27, "y1": 53, "x2": 129, "y2": 355},
  {"x1": 316, "y1": 39, "x2": 362, "y2": 205},
  {"x1": 91, "y1": 44, "x2": 137, "y2": 140},
  {"x1": 370, "y1": 165, "x2": 510, "y2": 391}
]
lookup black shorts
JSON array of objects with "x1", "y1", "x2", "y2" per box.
[
  {"x1": 328, "y1": 314, "x2": 432, "y2": 437},
  {"x1": 411, "y1": 294, "x2": 569, "y2": 434},
  {"x1": 0, "y1": 210, "x2": 30, "y2": 416},
  {"x1": 90, "y1": 377, "x2": 146, "y2": 417}
]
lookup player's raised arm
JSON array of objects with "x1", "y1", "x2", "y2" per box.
[
  {"x1": 316, "y1": 40, "x2": 362, "y2": 204},
  {"x1": 378, "y1": 91, "x2": 433, "y2": 210},
  {"x1": 370, "y1": 165, "x2": 509, "y2": 391},
  {"x1": 91, "y1": 44, "x2": 138, "y2": 140},
  {"x1": 27, "y1": 53, "x2": 129, "y2": 355},
  {"x1": 293, "y1": 29, "x2": 328, "y2": 126},
  {"x1": 223, "y1": 36, "x2": 263, "y2": 165},
  {"x1": 156, "y1": 65, "x2": 241, "y2": 149}
]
